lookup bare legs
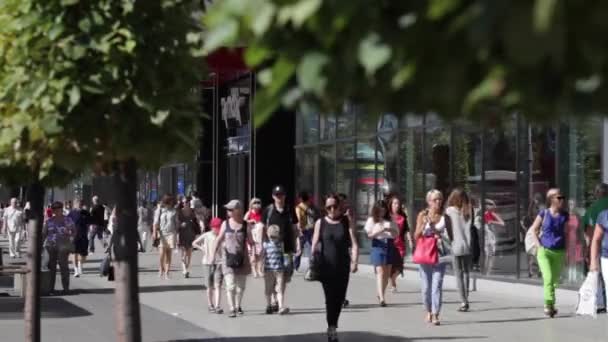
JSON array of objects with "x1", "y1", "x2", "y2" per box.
[
  {"x1": 375, "y1": 265, "x2": 392, "y2": 304},
  {"x1": 159, "y1": 246, "x2": 172, "y2": 279},
  {"x1": 181, "y1": 247, "x2": 192, "y2": 277}
]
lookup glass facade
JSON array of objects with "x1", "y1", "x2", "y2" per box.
[{"x1": 294, "y1": 110, "x2": 604, "y2": 286}]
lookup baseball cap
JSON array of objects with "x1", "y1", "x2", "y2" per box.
[
  {"x1": 224, "y1": 199, "x2": 242, "y2": 210},
  {"x1": 210, "y1": 217, "x2": 222, "y2": 228},
  {"x1": 272, "y1": 185, "x2": 286, "y2": 196}
]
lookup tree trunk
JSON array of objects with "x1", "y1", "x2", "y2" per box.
[
  {"x1": 24, "y1": 181, "x2": 45, "y2": 342},
  {"x1": 112, "y1": 158, "x2": 142, "y2": 342}
]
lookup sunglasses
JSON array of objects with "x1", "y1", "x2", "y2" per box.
[
  {"x1": 555, "y1": 196, "x2": 565, "y2": 200},
  {"x1": 52, "y1": 206, "x2": 63, "y2": 210},
  {"x1": 252, "y1": 201, "x2": 261, "y2": 205},
  {"x1": 325, "y1": 204, "x2": 339, "y2": 211}
]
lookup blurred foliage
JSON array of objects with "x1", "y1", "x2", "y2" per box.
[
  {"x1": 203, "y1": 0, "x2": 608, "y2": 126},
  {"x1": 0, "y1": 0, "x2": 204, "y2": 184}
]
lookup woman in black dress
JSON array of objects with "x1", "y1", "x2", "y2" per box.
[
  {"x1": 311, "y1": 194, "x2": 359, "y2": 342},
  {"x1": 178, "y1": 196, "x2": 199, "y2": 278}
]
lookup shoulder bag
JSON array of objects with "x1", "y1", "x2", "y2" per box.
[
  {"x1": 413, "y1": 215, "x2": 439, "y2": 265},
  {"x1": 525, "y1": 209, "x2": 547, "y2": 256}
]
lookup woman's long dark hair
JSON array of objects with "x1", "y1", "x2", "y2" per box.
[{"x1": 370, "y1": 199, "x2": 390, "y2": 223}]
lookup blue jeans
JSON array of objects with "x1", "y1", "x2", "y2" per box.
[
  {"x1": 294, "y1": 229, "x2": 313, "y2": 271},
  {"x1": 419, "y1": 263, "x2": 447, "y2": 314}
]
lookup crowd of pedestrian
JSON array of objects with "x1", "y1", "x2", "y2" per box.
[{"x1": 4, "y1": 179, "x2": 608, "y2": 342}]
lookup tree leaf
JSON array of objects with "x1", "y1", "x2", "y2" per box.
[
  {"x1": 297, "y1": 52, "x2": 328, "y2": 95},
  {"x1": 68, "y1": 86, "x2": 80, "y2": 111},
  {"x1": 358, "y1": 33, "x2": 392, "y2": 76},
  {"x1": 60, "y1": 0, "x2": 79, "y2": 6},
  {"x1": 533, "y1": 0, "x2": 557, "y2": 33},
  {"x1": 203, "y1": 19, "x2": 238, "y2": 53}
]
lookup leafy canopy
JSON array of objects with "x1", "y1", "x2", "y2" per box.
[
  {"x1": 203, "y1": 0, "x2": 608, "y2": 124},
  {"x1": 0, "y1": 0, "x2": 204, "y2": 184}
]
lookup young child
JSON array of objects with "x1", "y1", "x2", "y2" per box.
[
  {"x1": 245, "y1": 198, "x2": 264, "y2": 277},
  {"x1": 263, "y1": 225, "x2": 289, "y2": 315},
  {"x1": 192, "y1": 217, "x2": 224, "y2": 314}
]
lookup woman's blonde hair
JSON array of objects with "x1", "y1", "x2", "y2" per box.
[
  {"x1": 426, "y1": 189, "x2": 443, "y2": 202},
  {"x1": 249, "y1": 197, "x2": 262, "y2": 208},
  {"x1": 546, "y1": 188, "x2": 561, "y2": 207}
]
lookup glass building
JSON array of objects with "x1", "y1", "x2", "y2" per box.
[{"x1": 295, "y1": 107, "x2": 605, "y2": 285}]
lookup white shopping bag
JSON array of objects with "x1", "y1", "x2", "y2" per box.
[
  {"x1": 41, "y1": 248, "x2": 49, "y2": 272},
  {"x1": 576, "y1": 271, "x2": 600, "y2": 318}
]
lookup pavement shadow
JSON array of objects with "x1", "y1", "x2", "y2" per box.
[
  {"x1": 443, "y1": 315, "x2": 571, "y2": 326},
  {"x1": 77, "y1": 284, "x2": 204, "y2": 295},
  {"x1": 0, "y1": 297, "x2": 92, "y2": 319},
  {"x1": 471, "y1": 306, "x2": 538, "y2": 313},
  {"x1": 167, "y1": 332, "x2": 487, "y2": 341}
]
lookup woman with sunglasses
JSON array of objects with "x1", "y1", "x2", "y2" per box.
[
  {"x1": 528, "y1": 188, "x2": 568, "y2": 318},
  {"x1": 415, "y1": 190, "x2": 453, "y2": 326},
  {"x1": 365, "y1": 199, "x2": 399, "y2": 307},
  {"x1": 245, "y1": 198, "x2": 264, "y2": 277},
  {"x1": 43, "y1": 201, "x2": 76, "y2": 295},
  {"x1": 311, "y1": 194, "x2": 359, "y2": 342}
]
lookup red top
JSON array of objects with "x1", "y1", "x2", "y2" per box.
[
  {"x1": 392, "y1": 214, "x2": 407, "y2": 257},
  {"x1": 484, "y1": 211, "x2": 497, "y2": 223},
  {"x1": 45, "y1": 207, "x2": 53, "y2": 219},
  {"x1": 247, "y1": 210, "x2": 262, "y2": 223}
]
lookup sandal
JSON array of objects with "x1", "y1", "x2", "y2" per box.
[
  {"x1": 425, "y1": 313, "x2": 432, "y2": 323},
  {"x1": 431, "y1": 314, "x2": 441, "y2": 326}
]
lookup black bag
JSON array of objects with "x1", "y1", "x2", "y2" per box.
[
  {"x1": 304, "y1": 252, "x2": 322, "y2": 282},
  {"x1": 225, "y1": 249, "x2": 244, "y2": 268},
  {"x1": 107, "y1": 265, "x2": 115, "y2": 281},
  {"x1": 470, "y1": 208, "x2": 481, "y2": 264},
  {"x1": 100, "y1": 253, "x2": 112, "y2": 277}
]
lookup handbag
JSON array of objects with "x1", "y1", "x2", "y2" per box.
[
  {"x1": 100, "y1": 253, "x2": 112, "y2": 277},
  {"x1": 413, "y1": 235, "x2": 438, "y2": 265},
  {"x1": 525, "y1": 209, "x2": 547, "y2": 256},
  {"x1": 304, "y1": 253, "x2": 322, "y2": 282}
]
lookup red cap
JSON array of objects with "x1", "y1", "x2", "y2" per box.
[{"x1": 210, "y1": 217, "x2": 222, "y2": 229}]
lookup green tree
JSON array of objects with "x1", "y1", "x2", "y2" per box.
[
  {"x1": 203, "y1": 0, "x2": 608, "y2": 123},
  {"x1": 0, "y1": 1, "x2": 203, "y2": 341}
]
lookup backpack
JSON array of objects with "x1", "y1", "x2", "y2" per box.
[{"x1": 304, "y1": 205, "x2": 321, "y2": 230}]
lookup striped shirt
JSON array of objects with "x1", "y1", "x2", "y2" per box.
[{"x1": 263, "y1": 240, "x2": 284, "y2": 271}]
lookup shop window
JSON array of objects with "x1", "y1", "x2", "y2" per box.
[
  {"x1": 319, "y1": 144, "x2": 336, "y2": 197},
  {"x1": 296, "y1": 106, "x2": 319, "y2": 145},
  {"x1": 320, "y1": 113, "x2": 336, "y2": 141},
  {"x1": 295, "y1": 147, "x2": 318, "y2": 205},
  {"x1": 337, "y1": 103, "x2": 355, "y2": 138}
]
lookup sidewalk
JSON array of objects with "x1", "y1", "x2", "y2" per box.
[{"x1": 1, "y1": 240, "x2": 607, "y2": 341}]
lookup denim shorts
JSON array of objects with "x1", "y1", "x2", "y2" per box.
[{"x1": 370, "y1": 238, "x2": 395, "y2": 266}]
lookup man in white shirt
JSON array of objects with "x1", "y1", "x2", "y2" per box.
[{"x1": 3, "y1": 198, "x2": 26, "y2": 258}]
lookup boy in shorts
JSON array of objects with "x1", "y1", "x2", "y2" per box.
[
  {"x1": 193, "y1": 217, "x2": 224, "y2": 313},
  {"x1": 263, "y1": 225, "x2": 289, "y2": 315}
]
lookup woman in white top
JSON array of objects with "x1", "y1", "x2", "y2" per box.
[
  {"x1": 445, "y1": 188, "x2": 473, "y2": 312},
  {"x1": 365, "y1": 199, "x2": 399, "y2": 307},
  {"x1": 415, "y1": 190, "x2": 453, "y2": 326},
  {"x1": 153, "y1": 194, "x2": 179, "y2": 279}
]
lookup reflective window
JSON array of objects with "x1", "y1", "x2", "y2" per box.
[
  {"x1": 337, "y1": 103, "x2": 355, "y2": 138},
  {"x1": 295, "y1": 147, "x2": 318, "y2": 204},
  {"x1": 319, "y1": 144, "x2": 336, "y2": 196},
  {"x1": 320, "y1": 113, "x2": 336, "y2": 141},
  {"x1": 296, "y1": 106, "x2": 319, "y2": 145}
]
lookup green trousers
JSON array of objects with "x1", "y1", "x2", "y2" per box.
[{"x1": 536, "y1": 247, "x2": 565, "y2": 306}]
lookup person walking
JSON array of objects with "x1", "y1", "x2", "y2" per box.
[
  {"x1": 415, "y1": 189, "x2": 453, "y2": 326},
  {"x1": 446, "y1": 188, "x2": 473, "y2": 312},
  {"x1": 528, "y1": 188, "x2": 568, "y2": 318},
  {"x1": 294, "y1": 191, "x2": 320, "y2": 271},
  {"x1": 178, "y1": 197, "x2": 199, "y2": 278},
  {"x1": 583, "y1": 183, "x2": 608, "y2": 312},
  {"x1": 387, "y1": 194, "x2": 412, "y2": 292},
  {"x1": 193, "y1": 217, "x2": 224, "y2": 314},
  {"x1": 43, "y1": 201, "x2": 76, "y2": 295},
  {"x1": 137, "y1": 201, "x2": 153, "y2": 252},
  {"x1": 245, "y1": 198, "x2": 264, "y2": 278},
  {"x1": 2, "y1": 198, "x2": 25, "y2": 258},
  {"x1": 365, "y1": 199, "x2": 399, "y2": 307},
  {"x1": 211, "y1": 200, "x2": 253, "y2": 318},
  {"x1": 67, "y1": 199, "x2": 91, "y2": 277},
  {"x1": 262, "y1": 185, "x2": 300, "y2": 312},
  {"x1": 89, "y1": 196, "x2": 106, "y2": 253},
  {"x1": 311, "y1": 193, "x2": 359, "y2": 342},
  {"x1": 262, "y1": 225, "x2": 290, "y2": 315},
  {"x1": 153, "y1": 194, "x2": 179, "y2": 279},
  {"x1": 483, "y1": 199, "x2": 504, "y2": 275},
  {"x1": 590, "y1": 207, "x2": 608, "y2": 315}
]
